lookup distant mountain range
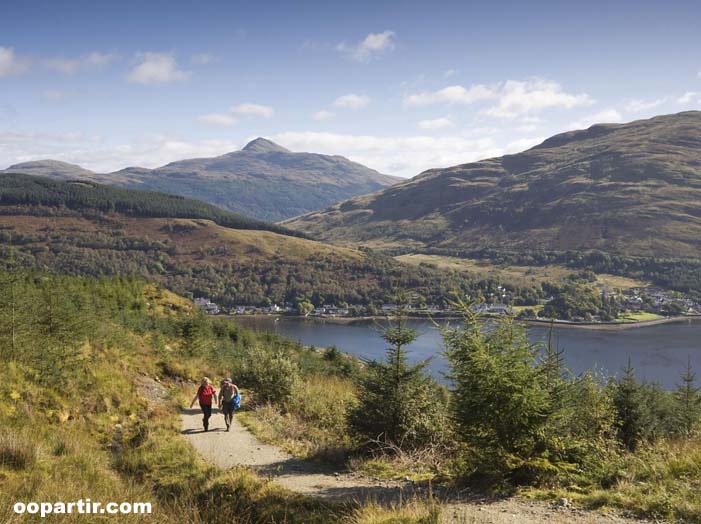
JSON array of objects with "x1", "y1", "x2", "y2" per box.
[
  {"x1": 1, "y1": 138, "x2": 399, "y2": 221},
  {"x1": 286, "y1": 111, "x2": 701, "y2": 259}
]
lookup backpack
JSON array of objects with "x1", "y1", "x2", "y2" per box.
[{"x1": 232, "y1": 392, "x2": 241, "y2": 410}]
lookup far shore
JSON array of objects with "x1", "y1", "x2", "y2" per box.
[
  {"x1": 522, "y1": 314, "x2": 701, "y2": 331},
  {"x1": 225, "y1": 313, "x2": 701, "y2": 331}
]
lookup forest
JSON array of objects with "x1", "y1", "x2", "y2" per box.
[{"x1": 0, "y1": 172, "x2": 304, "y2": 237}]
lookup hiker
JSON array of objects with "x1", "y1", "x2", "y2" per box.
[
  {"x1": 190, "y1": 377, "x2": 217, "y2": 432},
  {"x1": 218, "y1": 378, "x2": 240, "y2": 432}
]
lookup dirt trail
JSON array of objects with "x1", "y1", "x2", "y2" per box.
[
  {"x1": 181, "y1": 406, "x2": 411, "y2": 501},
  {"x1": 179, "y1": 406, "x2": 654, "y2": 523},
  {"x1": 440, "y1": 501, "x2": 653, "y2": 524}
]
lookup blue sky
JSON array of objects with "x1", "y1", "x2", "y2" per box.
[{"x1": 1, "y1": 0, "x2": 700, "y2": 176}]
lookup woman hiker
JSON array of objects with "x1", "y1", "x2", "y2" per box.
[{"x1": 190, "y1": 377, "x2": 217, "y2": 432}]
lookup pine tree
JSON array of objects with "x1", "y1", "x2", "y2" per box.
[
  {"x1": 675, "y1": 357, "x2": 701, "y2": 436},
  {"x1": 444, "y1": 308, "x2": 550, "y2": 459},
  {"x1": 181, "y1": 313, "x2": 213, "y2": 356},
  {"x1": 613, "y1": 358, "x2": 649, "y2": 451},
  {"x1": 541, "y1": 323, "x2": 567, "y2": 400},
  {"x1": 0, "y1": 271, "x2": 33, "y2": 361},
  {"x1": 349, "y1": 309, "x2": 443, "y2": 449},
  {"x1": 31, "y1": 278, "x2": 88, "y2": 385}
]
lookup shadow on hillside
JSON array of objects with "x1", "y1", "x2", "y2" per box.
[
  {"x1": 251, "y1": 456, "x2": 432, "y2": 503},
  {"x1": 180, "y1": 407, "x2": 215, "y2": 415}
]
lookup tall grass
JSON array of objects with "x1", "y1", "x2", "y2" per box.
[
  {"x1": 0, "y1": 429, "x2": 37, "y2": 470},
  {"x1": 525, "y1": 438, "x2": 701, "y2": 522},
  {"x1": 239, "y1": 374, "x2": 358, "y2": 461}
]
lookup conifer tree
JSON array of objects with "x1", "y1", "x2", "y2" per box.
[
  {"x1": 613, "y1": 358, "x2": 649, "y2": 451},
  {"x1": 349, "y1": 306, "x2": 442, "y2": 449},
  {"x1": 0, "y1": 271, "x2": 32, "y2": 361},
  {"x1": 444, "y1": 306, "x2": 550, "y2": 460},
  {"x1": 675, "y1": 357, "x2": 701, "y2": 436}
]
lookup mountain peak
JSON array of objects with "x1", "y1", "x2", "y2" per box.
[
  {"x1": 241, "y1": 138, "x2": 290, "y2": 154},
  {"x1": 4, "y1": 159, "x2": 96, "y2": 178},
  {"x1": 8, "y1": 159, "x2": 92, "y2": 171}
]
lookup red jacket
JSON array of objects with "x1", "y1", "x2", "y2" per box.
[{"x1": 197, "y1": 384, "x2": 215, "y2": 405}]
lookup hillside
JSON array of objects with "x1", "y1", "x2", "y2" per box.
[
  {"x1": 0, "y1": 173, "x2": 471, "y2": 306},
  {"x1": 0, "y1": 172, "x2": 300, "y2": 236},
  {"x1": 285, "y1": 112, "x2": 701, "y2": 259},
  {"x1": 2, "y1": 138, "x2": 399, "y2": 221}
]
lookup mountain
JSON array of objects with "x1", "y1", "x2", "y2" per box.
[
  {"x1": 4, "y1": 159, "x2": 99, "y2": 179},
  {"x1": 0, "y1": 173, "x2": 471, "y2": 306},
  {"x1": 2, "y1": 139, "x2": 399, "y2": 221},
  {"x1": 285, "y1": 111, "x2": 701, "y2": 260}
]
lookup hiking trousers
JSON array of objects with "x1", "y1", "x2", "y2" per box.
[{"x1": 200, "y1": 402, "x2": 212, "y2": 430}]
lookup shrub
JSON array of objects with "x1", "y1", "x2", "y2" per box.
[{"x1": 239, "y1": 347, "x2": 301, "y2": 405}]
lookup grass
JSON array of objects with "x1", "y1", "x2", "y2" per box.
[
  {"x1": 511, "y1": 305, "x2": 544, "y2": 314},
  {"x1": 0, "y1": 429, "x2": 37, "y2": 470},
  {"x1": 238, "y1": 374, "x2": 358, "y2": 461},
  {"x1": 619, "y1": 311, "x2": 664, "y2": 322},
  {"x1": 396, "y1": 254, "x2": 648, "y2": 292},
  {"x1": 350, "y1": 500, "x2": 440, "y2": 524},
  {"x1": 595, "y1": 274, "x2": 648, "y2": 290},
  {"x1": 354, "y1": 457, "x2": 438, "y2": 483},
  {"x1": 523, "y1": 438, "x2": 701, "y2": 523},
  {"x1": 395, "y1": 254, "x2": 576, "y2": 287}
]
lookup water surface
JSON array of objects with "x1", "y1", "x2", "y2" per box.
[{"x1": 236, "y1": 316, "x2": 701, "y2": 389}]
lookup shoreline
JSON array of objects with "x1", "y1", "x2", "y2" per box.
[
  {"x1": 226, "y1": 313, "x2": 701, "y2": 331},
  {"x1": 522, "y1": 315, "x2": 701, "y2": 331}
]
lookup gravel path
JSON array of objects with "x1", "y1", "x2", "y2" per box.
[{"x1": 181, "y1": 406, "x2": 412, "y2": 501}]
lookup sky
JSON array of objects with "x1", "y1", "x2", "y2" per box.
[{"x1": 1, "y1": 0, "x2": 701, "y2": 177}]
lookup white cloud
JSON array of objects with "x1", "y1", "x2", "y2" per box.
[
  {"x1": 127, "y1": 52, "x2": 189, "y2": 84},
  {"x1": 418, "y1": 117, "x2": 454, "y2": 130},
  {"x1": 484, "y1": 78, "x2": 594, "y2": 119},
  {"x1": 0, "y1": 131, "x2": 243, "y2": 173},
  {"x1": 677, "y1": 91, "x2": 700, "y2": 104},
  {"x1": 0, "y1": 47, "x2": 30, "y2": 77},
  {"x1": 196, "y1": 103, "x2": 273, "y2": 126},
  {"x1": 568, "y1": 109, "x2": 622, "y2": 130},
  {"x1": 332, "y1": 94, "x2": 371, "y2": 109},
  {"x1": 271, "y1": 131, "x2": 504, "y2": 177},
  {"x1": 312, "y1": 110, "x2": 335, "y2": 121},
  {"x1": 505, "y1": 137, "x2": 545, "y2": 153},
  {"x1": 514, "y1": 123, "x2": 539, "y2": 133},
  {"x1": 1, "y1": 128, "x2": 548, "y2": 179},
  {"x1": 337, "y1": 30, "x2": 396, "y2": 62},
  {"x1": 443, "y1": 69, "x2": 458, "y2": 79},
  {"x1": 44, "y1": 52, "x2": 117, "y2": 74},
  {"x1": 403, "y1": 78, "x2": 591, "y2": 118},
  {"x1": 623, "y1": 97, "x2": 669, "y2": 112},
  {"x1": 42, "y1": 90, "x2": 67, "y2": 102},
  {"x1": 191, "y1": 52, "x2": 216, "y2": 65},
  {"x1": 230, "y1": 103, "x2": 274, "y2": 118},
  {"x1": 404, "y1": 84, "x2": 496, "y2": 107},
  {"x1": 197, "y1": 113, "x2": 237, "y2": 126}
]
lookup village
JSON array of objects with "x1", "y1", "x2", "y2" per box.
[{"x1": 194, "y1": 285, "x2": 701, "y2": 322}]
